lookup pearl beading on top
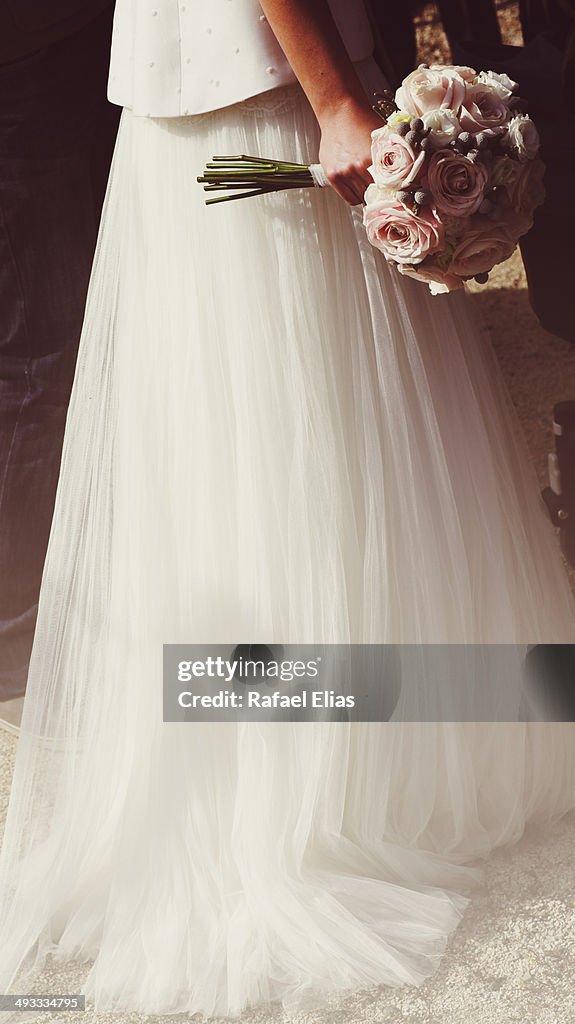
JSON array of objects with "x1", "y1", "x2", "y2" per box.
[{"x1": 107, "y1": 0, "x2": 376, "y2": 118}]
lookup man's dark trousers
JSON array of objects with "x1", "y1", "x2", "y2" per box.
[{"x1": 0, "y1": 5, "x2": 120, "y2": 699}]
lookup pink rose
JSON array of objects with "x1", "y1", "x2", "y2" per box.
[
  {"x1": 460, "y1": 85, "x2": 511, "y2": 133},
  {"x1": 397, "y1": 261, "x2": 463, "y2": 294},
  {"x1": 439, "y1": 64, "x2": 477, "y2": 84},
  {"x1": 363, "y1": 188, "x2": 444, "y2": 265},
  {"x1": 371, "y1": 126, "x2": 427, "y2": 190},
  {"x1": 449, "y1": 218, "x2": 516, "y2": 276},
  {"x1": 395, "y1": 66, "x2": 468, "y2": 117},
  {"x1": 427, "y1": 150, "x2": 489, "y2": 216}
]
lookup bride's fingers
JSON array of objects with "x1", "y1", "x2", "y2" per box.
[
  {"x1": 348, "y1": 166, "x2": 373, "y2": 204},
  {"x1": 349, "y1": 173, "x2": 370, "y2": 206},
  {"x1": 326, "y1": 161, "x2": 372, "y2": 205},
  {"x1": 329, "y1": 173, "x2": 363, "y2": 206},
  {"x1": 359, "y1": 168, "x2": 374, "y2": 192},
  {"x1": 346, "y1": 170, "x2": 371, "y2": 205}
]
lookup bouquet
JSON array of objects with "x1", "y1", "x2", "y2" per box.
[
  {"x1": 364, "y1": 64, "x2": 545, "y2": 293},
  {"x1": 198, "y1": 64, "x2": 545, "y2": 294}
]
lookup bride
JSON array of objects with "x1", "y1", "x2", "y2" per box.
[{"x1": 1, "y1": 0, "x2": 574, "y2": 1018}]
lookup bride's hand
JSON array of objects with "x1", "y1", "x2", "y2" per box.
[{"x1": 318, "y1": 100, "x2": 382, "y2": 206}]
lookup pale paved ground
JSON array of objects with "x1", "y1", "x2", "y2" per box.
[{"x1": 2, "y1": 3, "x2": 575, "y2": 1022}]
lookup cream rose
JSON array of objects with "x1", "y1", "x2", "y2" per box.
[
  {"x1": 503, "y1": 114, "x2": 540, "y2": 161},
  {"x1": 397, "y1": 261, "x2": 463, "y2": 294},
  {"x1": 422, "y1": 108, "x2": 462, "y2": 148},
  {"x1": 427, "y1": 150, "x2": 489, "y2": 216},
  {"x1": 371, "y1": 126, "x2": 427, "y2": 190},
  {"x1": 475, "y1": 70, "x2": 518, "y2": 100},
  {"x1": 460, "y1": 85, "x2": 511, "y2": 133},
  {"x1": 449, "y1": 219, "x2": 516, "y2": 276},
  {"x1": 395, "y1": 65, "x2": 468, "y2": 117},
  {"x1": 363, "y1": 187, "x2": 444, "y2": 265}
]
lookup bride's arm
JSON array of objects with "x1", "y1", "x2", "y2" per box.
[{"x1": 258, "y1": 0, "x2": 383, "y2": 205}]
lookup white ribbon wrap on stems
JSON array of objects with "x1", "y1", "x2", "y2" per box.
[{"x1": 309, "y1": 163, "x2": 330, "y2": 188}]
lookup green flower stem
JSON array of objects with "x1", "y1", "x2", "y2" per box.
[
  {"x1": 199, "y1": 153, "x2": 318, "y2": 204},
  {"x1": 205, "y1": 183, "x2": 307, "y2": 205},
  {"x1": 198, "y1": 173, "x2": 312, "y2": 182},
  {"x1": 212, "y1": 154, "x2": 310, "y2": 170}
]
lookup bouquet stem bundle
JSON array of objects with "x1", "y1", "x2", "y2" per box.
[{"x1": 197, "y1": 155, "x2": 317, "y2": 204}]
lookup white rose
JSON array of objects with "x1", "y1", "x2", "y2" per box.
[
  {"x1": 422, "y1": 108, "x2": 462, "y2": 148},
  {"x1": 503, "y1": 114, "x2": 540, "y2": 161},
  {"x1": 475, "y1": 69, "x2": 518, "y2": 101},
  {"x1": 398, "y1": 262, "x2": 463, "y2": 294}
]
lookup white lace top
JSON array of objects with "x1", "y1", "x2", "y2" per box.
[{"x1": 107, "y1": 0, "x2": 376, "y2": 117}]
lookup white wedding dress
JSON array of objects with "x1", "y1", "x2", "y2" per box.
[{"x1": 1, "y1": 13, "x2": 575, "y2": 1021}]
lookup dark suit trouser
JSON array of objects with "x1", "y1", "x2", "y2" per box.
[{"x1": 0, "y1": 7, "x2": 120, "y2": 699}]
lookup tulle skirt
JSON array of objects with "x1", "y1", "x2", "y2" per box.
[{"x1": 1, "y1": 83, "x2": 575, "y2": 1019}]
